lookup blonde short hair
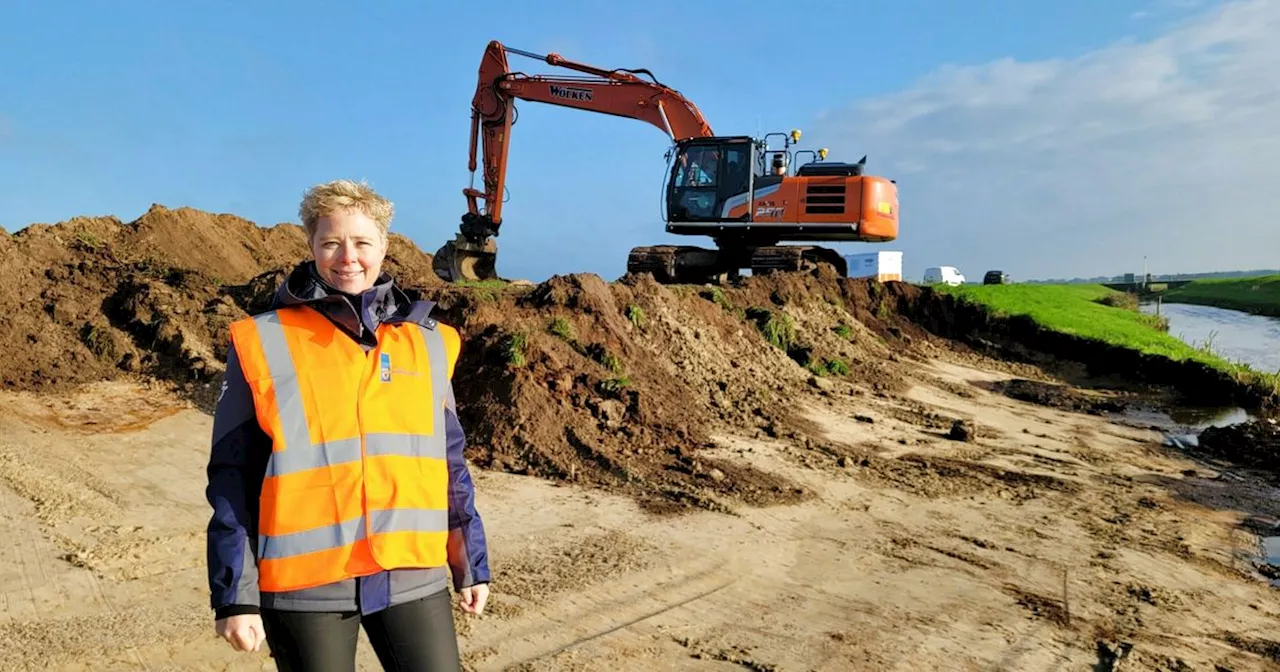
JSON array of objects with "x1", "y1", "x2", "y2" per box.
[{"x1": 298, "y1": 179, "x2": 394, "y2": 241}]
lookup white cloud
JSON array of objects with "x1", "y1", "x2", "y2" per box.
[{"x1": 814, "y1": 0, "x2": 1280, "y2": 280}]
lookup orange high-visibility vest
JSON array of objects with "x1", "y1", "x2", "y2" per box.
[{"x1": 227, "y1": 304, "x2": 461, "y2": 593}]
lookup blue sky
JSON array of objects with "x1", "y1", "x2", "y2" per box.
[{"x1": 3, "y1": 0, "x2": 1273, "y2": 283}]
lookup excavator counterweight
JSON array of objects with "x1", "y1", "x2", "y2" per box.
[{"x1": 434, "y1": 40, "x2": 899, "y2": 284}]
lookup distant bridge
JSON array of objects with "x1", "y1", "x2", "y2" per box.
[{"x1": 1101, "y1": 280, "x2": 1195, "y2": 294}]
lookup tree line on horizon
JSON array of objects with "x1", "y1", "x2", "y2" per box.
[{"x1": 1022, "y1": 269, "x2": 1280, "y2": 285}]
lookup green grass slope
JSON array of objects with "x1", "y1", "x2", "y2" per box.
[
  {"x1": 933, "y1": 284, "x2": 1274, "y2": 390},
  {"x1": 1162, "y1": 274, "x2": 1280, "y2": 317}
]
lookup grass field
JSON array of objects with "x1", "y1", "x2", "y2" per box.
[
  {"x1": 932, "y1": 283, "x2": 1276, "y2": 390},
  {"x1": 1162, "y1": 274, "x2": 1280, "y2": 317}
]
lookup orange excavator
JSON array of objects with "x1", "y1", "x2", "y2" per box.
[{"x1": 433, "y1": 40, "x2": 900, "y2": 284}]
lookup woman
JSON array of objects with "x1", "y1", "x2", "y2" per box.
[{"x1": 205, "y1": 179, "x2": 491, "y2": 671}]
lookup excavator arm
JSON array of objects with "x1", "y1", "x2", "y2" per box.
[{"x1": 434, "y1": 40, "x2": 715, "y2": 282}]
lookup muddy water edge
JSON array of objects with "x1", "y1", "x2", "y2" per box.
[
  {"x1": 1133, "y1": 300, "x2": 1280, "y2": 423},
  {"x1": 1137, "y1": 299, "x2": 1280, "y2": 586}
]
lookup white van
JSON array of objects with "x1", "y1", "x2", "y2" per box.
[{"x1": 923, "y1": 266, "x2": 965, "y2": 286}]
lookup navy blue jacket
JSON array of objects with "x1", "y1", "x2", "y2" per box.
[{"x1": 205, "y1": 262, "x2": 490, "y2": 619}]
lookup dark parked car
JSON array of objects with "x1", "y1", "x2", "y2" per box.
[{"x1": 983, "y1": 270, "x2": 1011, "y2": 285}]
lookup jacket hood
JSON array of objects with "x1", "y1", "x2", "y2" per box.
[{"x1": 268, "y1": 261, "x2": 439, "y2": 342}]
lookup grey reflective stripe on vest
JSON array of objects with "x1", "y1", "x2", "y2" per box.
[
  {"x1": 257, "y1": 509, "x2": 450, "y2": 560},
  {"x1": 373, "y1": 507, "x2": 449, "y2": 535},
  {"x1": 260, "y1": 516, "x2": 368, "y2": 560},
  {"x1": 417, "y1": 323, "x2": 450, "y2": 462},
  {"x1": 252, "y1": 312, "x2": 313, "y2": 467},
  {"x1": 248, "y1": 310, "x2": 452, "y2": 565}
]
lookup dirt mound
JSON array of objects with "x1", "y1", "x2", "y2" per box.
[
  {"x1": 992, "y1": 379, "x2": 1129, "y2": 415},
  {"x1": 406, "y1": 269, "x2": 948, "y2": 514},
  {"x1": 1195, "y1": 419, "x2": 1280, "y2": 471},
  {"x1": 104, "y1": 204, "x2": 310, "y2": 284},
  {"x1": 1, "y1": 202, "x2": 941, "y2": 514},
  {"x1": 427, "y1": 274, "x2": 818, "y2": 513},
  {"x1": 0, "y1": 205, "x2": 439, "y2": 394}
]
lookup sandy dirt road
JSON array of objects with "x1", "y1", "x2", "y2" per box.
[{"x1": 2, "y1": 358, "x2": 1279, "y2": 671}]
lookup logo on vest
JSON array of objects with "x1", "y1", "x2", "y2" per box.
[{"x1": 380, "y1": 353, "x2": 392, "y2": 382}]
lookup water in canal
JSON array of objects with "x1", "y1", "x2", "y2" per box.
[{"x1": 1141, "y1": 300, "x2": 1280, "y2": 375}]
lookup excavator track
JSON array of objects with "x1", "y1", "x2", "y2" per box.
[
  {"x1": 626, "y1": 244, "x2": 847, "y2": 283},
  {"x1": 748, "y1": 245, "x2": 848, "y2": 277},
  {"x1": 625, "y1": 245, "x2": 728, "y2": 284}
]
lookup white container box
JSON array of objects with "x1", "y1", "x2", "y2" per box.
[{"x1": 843, "y1": 251, "x2": 903, "y2": 282}]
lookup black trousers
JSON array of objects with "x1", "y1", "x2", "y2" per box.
[{"x1": 261, "y1": 589, "x2": 461, "y2": 672}]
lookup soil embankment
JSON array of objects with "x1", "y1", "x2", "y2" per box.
[{"x1": 2, "y1": 207, "x2": 1279, "y2": 670}]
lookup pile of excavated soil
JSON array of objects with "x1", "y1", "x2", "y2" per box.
[
  {"x1": 993, "y1": 378, "x2": 1129, "y2": 415},
  {"x1": 0, "y1": 204, "x2": 438, "y2": 393},
  {"x1": 1195, "y1": 419, "x2": 1280, "y2": 472},
  {"x1": 423, "y1": 271, "x2": 933, "y2": 513},
  {"x1": 1, "y1": 206, "x2": 954, "y2": 514}
]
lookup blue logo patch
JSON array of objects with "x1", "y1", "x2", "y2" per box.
[{"x1": 380, "y1": 353, "x2": 392, "y2": 382}]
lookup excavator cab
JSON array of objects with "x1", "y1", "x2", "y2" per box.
[
  {"x1": 664, "y1": 137, "x2": 756, "y2": 224},
  {"x1": 663, "y1": 130, "x2": 819, "y2": 235},
  {"x1": 627, "y1": 129, "x2": 898, "y2": 283},
  {"x1": 661, "y1": 130, "x2": 894, "y2": 246}
]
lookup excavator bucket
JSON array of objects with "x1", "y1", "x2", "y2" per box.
[{"x1": 432, "y1": 233, "x2": 499, "y2": 283}]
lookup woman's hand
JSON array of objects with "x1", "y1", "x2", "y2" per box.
[
  {"x1": 458, "y1": 583, "x2": 489, "y2": 615},
  {"x1": 215, "y1": 614, "x2": 266, "y2": 652}
]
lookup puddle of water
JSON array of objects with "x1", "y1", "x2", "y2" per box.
[
  {"x1": 1167, "y1": 406, "x2": 1252, "y2": 429},
  {"x1": 1131, "y1": 404, "x2": 1256, "y2": 450},
  {"x1": 1261, "y1": 537, "x2": 1280, "y2": 588},
  {"x1": 1262, "y1": 537, "x2": 1280, "y2": 564},
  {"x1": 1121, "y1": 405, "x2": 1250, "y2": 430},
  {"x1": 1119, "y1": 403, "x2": 1253, "y2": 444}
]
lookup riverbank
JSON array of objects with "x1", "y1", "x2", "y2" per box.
[
  {"x1": 922, "y1": 283, "x2": 1278, "y2": 412},
  {"x1": 1163, "y1": 274, "x2": 1280, "y2": 317}
]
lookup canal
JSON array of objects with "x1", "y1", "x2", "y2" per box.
[{"x1": 1142, "y1": 300, "x2": 1280, "y2": 374}]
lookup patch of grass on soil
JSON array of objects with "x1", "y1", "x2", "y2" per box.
[{"x1": 936, "y1": 283, "x2": 1278, "y2": 393}]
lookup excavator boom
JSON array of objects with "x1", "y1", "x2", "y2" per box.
[{"x1": 435, "y1": 41, "x2": 714, "y2": 282}]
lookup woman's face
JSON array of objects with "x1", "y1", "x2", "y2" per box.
[{"x1": 310, "y1": 209, "x2": 387, "y2": 294}]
